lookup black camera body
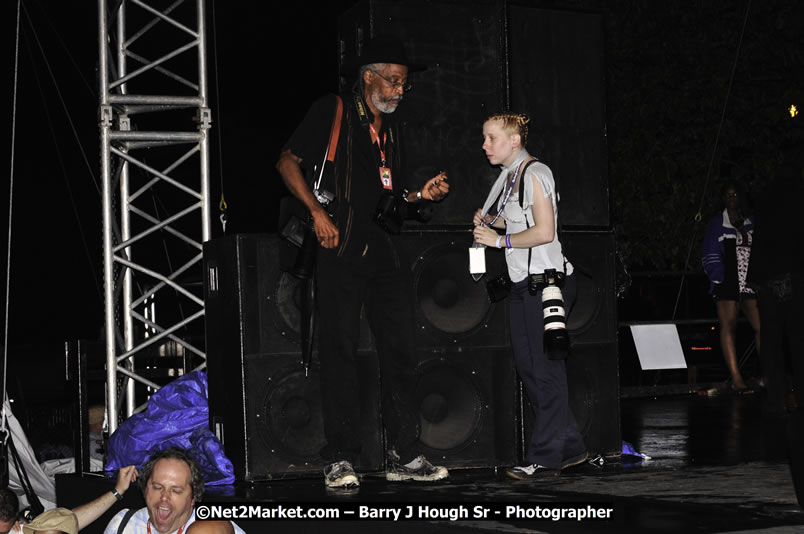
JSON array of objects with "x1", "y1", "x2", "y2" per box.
[
  {"x1": 486, "y1": 271, "x2": 512, "y2": 303},
  {"x1": 529, "y1": 268, "x2": 570, "y2": 360},
  {"x1": 374, "y1": 191, "x2": 404, "y2": 235},
  {"x1": 527, "y1": 268, "x2": 565, "y2": 294},
  {"x1": 282, "y1": 190, "x2": 336, "y2": 280}
]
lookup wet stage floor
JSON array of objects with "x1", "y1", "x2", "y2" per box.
[{"x1": 59, "y1": 392, "x2": 804, "y2": 533}]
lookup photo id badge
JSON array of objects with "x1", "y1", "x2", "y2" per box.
[{"x1": 379, "y1": 167, "x2": 393, "y2": 190}]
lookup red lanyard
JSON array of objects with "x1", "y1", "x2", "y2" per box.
[
  {"x1": 369, "y1": 124, "x2": 393, "y2": 190},
  {"x1": 147, "y1": 518, "x2": 188, "y2": 534},
  {"x1": 368, "y1": 124, "x2": 387, "y2": 166}
]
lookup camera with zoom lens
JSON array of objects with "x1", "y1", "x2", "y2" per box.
[
  {"x1": 284, "y1": 189, "x2": 336, "y2": 280},
  {"x1": 528, "y1": 269, "x2": 570, "y2": 360},
  {"x1": 374, "y1": 191, "x2": 403, "y2": 235}
]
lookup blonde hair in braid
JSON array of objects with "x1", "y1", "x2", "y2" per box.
[{"x1": 486, "y1": 112, "x2": 530, "y2": 148}]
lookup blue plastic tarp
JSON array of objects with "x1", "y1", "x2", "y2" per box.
[{"x1": 105, "y1": 371, "x2": 234, "y2": 485}]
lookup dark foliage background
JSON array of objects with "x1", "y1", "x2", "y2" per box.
[{"x1": 601, "y1": 0, "x2": 803, "y2": 270}]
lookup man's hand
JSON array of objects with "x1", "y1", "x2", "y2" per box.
[
  {"x1": 421, "y1": 172, "x2": 449, "y2": 201},
  {"x1": 277, "y1": 149, "x2": 340, "y2": 249},
  {"x1": 73, "y1": 464, "x2": 140, "y2": 530},
  {"x1": 115, "y1": 465, "x2": 138, "y2": 496},
  {"x1": 312, "y1": 207, "x2": 339, "y2": 249}
]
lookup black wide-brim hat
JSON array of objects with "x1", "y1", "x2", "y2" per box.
[{"x1": 342, "y1": 36, "x2": 428, "y2": 74}]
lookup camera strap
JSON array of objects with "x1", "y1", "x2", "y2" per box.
[
  {"x1": 326, "y1": 97, "x2": 343, "y2": 163},
  {"x1": 297, "y1": 96, "x2": 343, "y2": 375},
  {"x1": 518, "y1": 159, "x2": 568, "y2": 276},
  {"x1": 353, "y1": 94, "x2": 371, "y2": 126},
  {"x1": 518, "y1": 159, "x2": 538, "y2": 275},
  {"x1": 312, "y1": 96, "x2": 344, "y2": 196},
  {"x1": 517, "y1": 159, "x2": 538, "y2": 209}
]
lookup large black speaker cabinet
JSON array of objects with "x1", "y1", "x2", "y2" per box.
[
  {"x1": 337, "y1": 1, "x2": 608, "y2": 228},
  {"x1": 521, "y1": 230, "x2": 621, "y2": 459},
  {"x1": 397, "y1": 229, "x2": 518, "y2": 468},
  {"x1": 203, "y1": 234, "x2": 383, "y2": 480},
  {"x1": 508, "y1": 6, "x2": 608, "y2": 228},
  {"x1": 562, "y1": 230, "x2": 618, "y2": 345}
]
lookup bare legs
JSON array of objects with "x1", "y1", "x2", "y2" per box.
[
  {"x1": 716, "y1": 298, "x2": 761, "y2": 390},
  {"x1": 741, "y1": 298, "x2": 761, "y2": 358}
]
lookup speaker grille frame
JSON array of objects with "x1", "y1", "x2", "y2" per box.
[
  {"x1": 203, "y1": 235, "x2": 384, "y2": 481},
  {"x1": 400, "y1": 230, "x2": 510, "y2": 349}
]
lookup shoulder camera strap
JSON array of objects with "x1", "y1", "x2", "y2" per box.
[
  {"x1": 312, "y1": 96, "x2": 344, "y2": 194},
  {"x1": 326, "y1": 96, "x2": 344, "y2": 164},
  {"x1": 518, "y1": 159, "x2": 568, "y2": 275},
  {"x1": 519, "y1": 159, "x2": 538, "y2": 275}
]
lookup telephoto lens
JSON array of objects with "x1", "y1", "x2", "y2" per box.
[
  {"x1": 292, "y1": 223, "x2": 318, "y2": 279},
  {"x1": 542, "y1": 285, "x2": 570, "y2": 360}
]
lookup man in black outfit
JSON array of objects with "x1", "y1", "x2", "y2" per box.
[
  {"x1": 746, "y1": 142, "x2": 804, "y2": 507},
  {"x1": 748, "y1": 146, "x2": 804, "y2": 417},
  {"x1": 276, "y1": 37, "x2": 450, "y2": 488}
]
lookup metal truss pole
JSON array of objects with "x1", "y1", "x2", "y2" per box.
[{"x1": 98, "y1": 0, "x2": 211, "y2": 433}]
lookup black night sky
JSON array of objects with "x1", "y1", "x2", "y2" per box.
[
  {"x1": 1, "y1": 0, "x2": 802, "y2": 367},
  {"x1": 0, "y1": 1, "x2": 359, "y2": 351}
]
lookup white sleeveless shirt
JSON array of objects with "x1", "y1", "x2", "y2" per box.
[{"x1": 481, "y1": 149, "x2": 572, "y2": 284}]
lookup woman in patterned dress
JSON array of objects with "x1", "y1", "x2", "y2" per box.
[{"x1": 702, "y1": 180, "x2": 761, "y2": 393}]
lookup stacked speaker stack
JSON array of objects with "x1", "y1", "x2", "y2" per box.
[
  {"x1": 203, "y1": 232, "x2": 518, "y2": 480},
  {"x1": 204, "y1": 0, "x2": 619, "y2": 481}
]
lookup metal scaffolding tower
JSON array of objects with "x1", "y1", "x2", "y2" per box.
[{"x1": 97, "y1": 0, "x2": 211, "y2": 433}]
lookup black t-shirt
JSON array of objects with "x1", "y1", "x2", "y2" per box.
[{"x1": 283, "y1": 92, "x2": 408, "y2": 267}]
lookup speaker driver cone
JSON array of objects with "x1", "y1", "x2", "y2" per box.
[
  {"x1": 414, "y1": 244, "x2": 492, "y2": 336},
  {"x1": 255, "y1": 364, "x2": 325, "y2": 461},
  {"x1": 274, "y1": 271, "x2": 305, "y2": 339},
  {"x1": 416, "y1": 359, "x2": 484, "y2": 452}
]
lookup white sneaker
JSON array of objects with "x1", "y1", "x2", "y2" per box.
[
  {"x1": 324, "y1": 460, "x2": 359, "y2": 488},
  {"x1": 386, "y1": 454, "x2": 449, "y2": 482},
  {"x1": 505, "y1": 463, "x2": 560, "y2": 481}
]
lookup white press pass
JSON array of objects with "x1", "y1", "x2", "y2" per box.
[{"x1": 469, "y1": 244, "x2": 486, "y2": 275}]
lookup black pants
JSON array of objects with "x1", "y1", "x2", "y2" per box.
[
  {"x1": 509, "y1": 274, "x2": 586, "y2": 468},
  {"x1": 758, "y1": 275, "x2": 804, "y2": 415},
  {"x1": 315, "y1": 249, "x2": 420, "y2": 464}
]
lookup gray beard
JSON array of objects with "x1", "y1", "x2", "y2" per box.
[{"x1": 370, "y1": 90, "x2": 402, "y2": 114}]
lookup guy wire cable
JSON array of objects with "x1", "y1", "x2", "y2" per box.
[
  {"x1": 672, "y1": 0, "x2": 752, "y2": 320},
  {"x1": 24, "y1": 31, "x2": 102, "y2": 301},
  {"x1": 211, "y1": 0, "x2": 228, "y2": 232},
  {"x1": 21, "y1": 1, "x2": 101, "y2": 196},
  {"x1": 3, "y1": 0, "x2": 23, "y2": 434},
  {"x1": 28, "y1": 0, "x2": 96, "y2": 100}
]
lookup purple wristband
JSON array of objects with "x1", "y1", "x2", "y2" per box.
[{"x1": 505, "y1": 234, "x2": 512, "y2": 249}]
